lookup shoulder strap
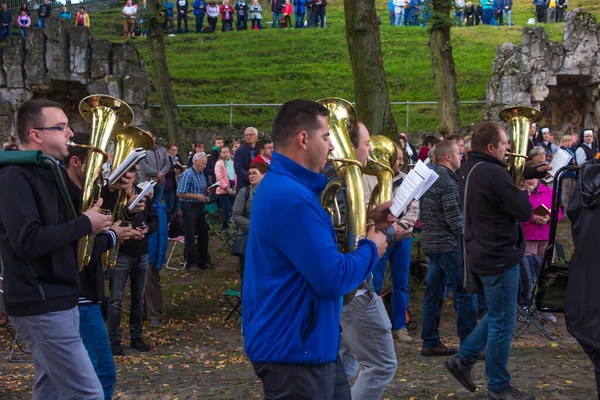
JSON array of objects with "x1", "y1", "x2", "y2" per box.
[{"x1": 462, "y1": 161, "x2": 484, "y2": 235}]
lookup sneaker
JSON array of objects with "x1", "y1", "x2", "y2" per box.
[
  {"x1": 111, "y1": 340, "x2": 124, "y2": 356},
  {"x1": 150, "y1": 319, "x2": 164, "y2": 327},
  {"x1": 394, "y1": 328, "x2": 413, "y2": 343},
  {"x1": 540, "y1": 312, "x2": 557, "y2": 323},
  {"x1": 131, "y1": 338, "x2": 150, "y2": 352},
  {"x1": 487, "y1": 385, "x2": 535, "y2": 400},
  {"x1": 444, "y1": 355, "x2": 477, "y2": 392},
  {"x1": 421, "y1": 343, "x2": 458, "y2": 357}
]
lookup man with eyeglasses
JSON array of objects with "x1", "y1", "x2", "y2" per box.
[
  {"x1": 0, "y1": 99, "x2": 114, "y2": 399},
  {"x1": 234, "y1": 126, "x2": 259, "y2": 191}
]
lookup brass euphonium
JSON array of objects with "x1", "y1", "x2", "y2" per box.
[
  {"x1": 103, "y1": 125, "x2": 155, "y2": 268},
  {"x1": 499, "y1": 106, "x2": 542, "y2": 187},
  {"x1": 317, "y1": 98, "x2": 366, "y2": 252},
  {"x1": 76, "y1": 95, "x2": 134, "y2": 270},
  {"x1": 364, "y1": 135, "x2": 397, "y2": 213}
]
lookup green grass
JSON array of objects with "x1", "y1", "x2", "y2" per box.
[{"x1": 88, "y1": 0, "x2": 599, "y2": 133}]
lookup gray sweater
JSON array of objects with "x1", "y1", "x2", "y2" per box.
[
  {"x1": 232, "y1": 185, "x2": 254, "y2": 234},
  {"x1": 140, "y1": 145, "x2": 171, "y2": 184},
  {"x1": 421, "y1": 164, "x2": 463, "y2": 255}
]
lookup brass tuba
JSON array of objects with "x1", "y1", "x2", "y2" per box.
[
  {"x1": 364, "y1": 135, "x2": 397, "y2": 213},
  {"x1": 317, "y1": 98, "x2": 366, "y2": 252},
  {"x1": 103, "y1": 125, "x2": 155, "y2": 268},
  {"x1": 76, "y1": 95, "x2": 134, "y2": 270},
  {"x1": 499, "y1": 106, "x2": 542, "y2": 187}
]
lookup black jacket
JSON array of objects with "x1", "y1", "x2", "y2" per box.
[
  {"x1": 0, "y1": 164, "x2": 91, "y2": 316},
  {"x1": 566, "y1": 160, "x2": 600, "y2": 350},
  {"x1": 458, "y1": 152, "x2": 532, "y2": 276},
  {"x1": 119, "y1": 191, "x2": 158, "y2": 257},
  {"x1": 38, "y1": 2, "x2": 51, "y2": 17},
  {"x1": 0, "y1": 10, "x2": 12, "y2": 24},
  {"x1": 234, "y1": 143, "x2": 257, "y2": 190}
]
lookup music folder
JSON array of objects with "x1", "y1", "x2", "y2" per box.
[
  {"x1": 390, "y1": 160, "x2": 439, "y2": 217},
  {"x1": 107, "y1": 148, "x2": 147, "y2": 186}
]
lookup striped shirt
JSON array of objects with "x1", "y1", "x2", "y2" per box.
[
  {"x1": 78, "y1": 229, "x2": 117, "y2": 306},
  {"x1": 177, "y1": 167, "x2": 208, "y2": 203}
]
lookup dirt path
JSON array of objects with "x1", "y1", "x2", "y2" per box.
[{"x1": 0, "y1": 226, "x2": 596, "y2": 399}]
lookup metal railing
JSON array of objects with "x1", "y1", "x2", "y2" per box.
[{"x1": 148, "y1": 100, "x2": 487, "y2": 129}]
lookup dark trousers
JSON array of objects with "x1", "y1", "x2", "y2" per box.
[
  {"x1": 284, "y1": 15, "x2": 291, "y2": 27},
  {"x1": 536, "y1": 6, "x2": 547, "y2": 23},
  {"x1": 181, "y1": 202, "x2": 209, "y2": 268},
  {"x1": 108, "y1": 253, "x2": 149, "y2": 342},
  {"x1": 208, "y1": 16, "x2": 217, "y2": 31},
  {"x1": 178, "y1": 12, "x2": 188, "y2": 32},
  {"x1": 195, "y1": 12, "x2": 205, "y2": 32},
  {"x1": 556, "y1": 6, "x2": 566, "y2": 22},
  {"x1": 579, "y1": 341, "x2": 600, "y2": 399},
  {"x1": 144, "y1": 263, "x2": 164, "y2": 322},
  {"x1": 252, "y1": 357, "x2": 351, "y2": 400}
]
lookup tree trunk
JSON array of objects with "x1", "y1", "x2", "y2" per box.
[
  {"x1": 428, "y1": 0, "x2": 461, "y2": 136},
  {"x1": 344, "y1": 0, "x2": 398, "y2": 139},
  {"x1": 146, "y1": 0, "x2": 184, "y2": 148}
]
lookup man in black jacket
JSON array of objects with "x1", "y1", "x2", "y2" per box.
[
  {"x1": 566, "y1": 160, "x2": 600, "y2": 398},
  {"x1": 0, "y1": 99, "x2": 112, "y2": 399},
  {"x1": 234, "y1": 127, "x2": 258, "y2": 190},
  {"x1": 0, "y1": 3, "x2": 11, "y2": 41},
  {"x1": 445, "y1": 121, "x2": 534, "y2": 400},
  {"x1": 177, "y1": 0, "x2": 189, "y2": 32},
  {"x1": 38, "y1": 0, "x2": 51, "y2": 28}
]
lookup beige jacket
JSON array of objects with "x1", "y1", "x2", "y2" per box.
[{"x1": 363, "y1": 172, "x2": 419, "y2": 241}]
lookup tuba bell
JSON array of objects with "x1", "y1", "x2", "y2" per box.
[
  {"x1": 317, "y1": 98, "x2": 366, "y2": 252},
  {"x1": 364, "y1": 135, "x2": 397, "y2": 213},
  {"x1": 499, "y1": 106, "x2": 542, "y2": 187},
  {"x1": 76, "y1": 95, "x2": 134, "y2": 270},
  {"x1": 103, "y1": 125, "x2": 155, "y2": 268}
]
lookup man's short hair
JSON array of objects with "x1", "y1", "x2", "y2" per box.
[
  {"x1": 272, "y1": 100, "x2": 329, "y2": 147},
  {"x1": 16, "y1": 99, "x2": 62, "y2": 144},
  {"x1": 63, "y1": 132, "x2": 90, "y2": 168},
  {"x1": 213, "y1": 136, "x2": 223, "y2": 143},
  {"x1": 257, "y1": 139, "x2": 272, "y2": 152},
  {"x1": 193, "y1": 152, "x2": 207, "y2": 162},
  {"x1": 434, "y1": 140, "x2": 458, "y2": 160},
  {"x1": 447, "y1": 134, "x2": 463, "y2": 143},
  {"x1": 471, "y1": 121, "x2": 503, "y2": 153},
  {"x1": 248, "y1": 161, "x2": 268, "y2": 174},
  {"x1": 349, "y1": 121, "x2": 364, "y2": 148}
]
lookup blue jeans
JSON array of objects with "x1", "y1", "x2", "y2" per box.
[
  {"x1": 483, "y1": 8, "x2": 493, "y2": 24},
  {"x1": 372, "y1": 238, "x2": 412, "y2": 330},
  {"x1": 164, "y1": 188, "x2": 180, "y2": 221},
  {"x1": 19, "y1": 27, "x2": 26, "y2": 38},
  {"x1": 295, "y1": 12, "x2": 304, "y2": 27},
  {"x1": 458, "y1": 265, "x2": 519, "y2": 393},
  {"x1": 503, "y1": 9, "x2": 511, "y2": 26},
  {"x1": 79, "y1": 304, "x2": 117, "y2": 400},
  {"x1": 421, "y1": 252, "x2": 477, "y2": 348},
  {"x1": 454, "y1": 11, "x2": 463, "y2": 26},
  {"x1": 394, "y1": 10, "x2": 404, "y2": 26},
  {"x1": 217, "y1": 193, "x2": 232, "y2": 229},
  {"x1": 272, "y1": 12, "x2": 281, "y2": 28},
  {"x1": 195, "y1": 13, "x2": 205, "y2": 32},
  {"x1": 38, "y1": 17, "x2": 46, "y2": 28},
  {"x1": 389, "y1": 12, "x2": 394, "y2": 25},
  {"x1": 152, "y1": 183, "x2": 165, "y2": 204}
]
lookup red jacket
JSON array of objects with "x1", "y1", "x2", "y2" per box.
[
  {"x1": 283, "y1": 4, "x2": 292, "y2": 15},
  {"x1": 220, "y1": 4, "x2": 234, "y2": 20},
  {"x1": 252, "y1": 154, "x2": 271, "y2": 165}
]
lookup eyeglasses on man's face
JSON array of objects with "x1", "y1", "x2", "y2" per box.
[{"x1": 34, "y1": 125, "x2": 70, "y2": 133}]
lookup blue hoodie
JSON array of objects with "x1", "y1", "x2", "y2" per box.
[{"x1": 243, "y1": 152, "x2": 378, "y2": 365}]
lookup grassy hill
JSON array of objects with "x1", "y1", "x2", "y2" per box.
[{"x1": 88, "y1": 0, "x2": 598, "y2": 134}]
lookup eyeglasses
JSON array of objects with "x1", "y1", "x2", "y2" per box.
[
  {"x1": 34, "y1": 125, "x2": 69, "y2": 132},
  {"x1": 248, "y1": 171, "x2": 261, "y2": 176}
]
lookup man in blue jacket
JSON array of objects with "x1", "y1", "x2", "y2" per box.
[
  {"x1": 243, "y1": 100, "x2": 388, "y2": 399},
  {"x1": 294, "y1": 0, "x2": 306, "y2": 27},
  {"x1": 234, "y1": 127, "x2": 258, "y2": 191},
  {"x1": 193, "y1": 0, "x2": 207, "y2": 32}
]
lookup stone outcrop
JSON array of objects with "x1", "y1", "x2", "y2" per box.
[
  {"x1": 0, "y1": 17, "x2": 151, "y2": 140},
  {"x1": 486, "y1": 9, "x2": 600, "y2": 134}
]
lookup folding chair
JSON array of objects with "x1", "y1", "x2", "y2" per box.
[
  {"x1": 165, "y1": 236, "x2": 186, "y2": 271},
  {"x1": 0, "y1": 276, "x2": 32, "y2": 363},
  {"x1": 224, "y1": 289, "x2": 242, "y2": 321},
  {"x1": 205, "y1": 203, "x2": 234, "y2": 252}
]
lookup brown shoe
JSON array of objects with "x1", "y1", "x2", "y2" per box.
[
  {"x1": 421, "y1": 344, "x2": 458, "y2": 357},
  {"x1": 394, "y1": 328, "x2": 413, "y2": 343}
]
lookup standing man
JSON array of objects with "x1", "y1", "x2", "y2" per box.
[
  {"x1": 0, "y1": 3, "x2": 12, "y2": 41},
  {"x1": 294, "y1": 0, "x2": 305, "y2": 27},
  {"x1": 234, "y1": 126, "x2": 258, "y2": 191},
  {"x1": 271, "y1": 0, "x2": 282, "y2": 27},
  {"x1": 38, "y1": 0, "x2": 51, "y2": 28},
  {"x1": 140, "y1": 132, "x2": 171, "y2": 204},
  {"x1": 0, "y1": 99, "x2": 111, "y2": 399},
  {"x1": 177, "y1": 0, "x2": 189, "y2": 33},
  {"x1": 251, "y1": 139, "x2": 273, "y2": 165},
  {"x1": 445, "y1": 121, "x2": 533, "y2": 400},
  {"x1": 420, "y1": 140, "x2": 477, "y2": 357},
  {"x1": 243, "y1": 100, "x2": 388, "y2": 399},
  {"x1": 193, "y1": 0, "x2": 207, "y2": 32},
  {"x1": 575, "y1": 129, "x2": 597, "y2": 166},
  {"x1": 206, "y1": 135, "x2": 224, "y2": 185},
  {"x1": 177, "y1": 152, "x2": 214, "y2": 271}
]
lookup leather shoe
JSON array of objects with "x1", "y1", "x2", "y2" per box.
[
  {"x1": 131, "y1": 338, "x2": 150, "y2": 352},
  {"x1": 444, "y1": 355, "x2": 477, "y2": 392},
  {"x1": 421, "y1": 344, "x2": 458, "y2": 357},
  {"x1": 111, "y1": 340, "x2": 124, "y2": 356},
  {"x1": 199, "y1": 263, "x2": 215, "y2": 270},
  {"x1": 188, "y1": 265, "x2": 200, "y2": 273}
]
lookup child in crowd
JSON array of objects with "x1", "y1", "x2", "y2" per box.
[
  {"x1": 248, "y1": 0, "x2": 262, "y2": 29},
  {"x1": 76, "y1": 6, "x2": 90, "y2": 27},
  {"x1": 17, "y1": 10, "x2": 31, "y2": 37},
  {"x1": 283, "y1": 0, "x2": 293, "y2": 29}
]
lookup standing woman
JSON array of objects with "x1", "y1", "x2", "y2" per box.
[
  {"x1": 220, "y1": 0, "x2": 234, "y2": 31},
  {"x1": 231, "y1": 162, "x2": 266, "y2": 283},
  {"x1": 206, "y1": 1, "x2": 219, "y2": 31},
  {"x1": 215, "y1": 146, "x2": 236, "y2": 230}
]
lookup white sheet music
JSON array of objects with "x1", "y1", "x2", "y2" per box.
[
  {"x1": 390, "y1": 160, "x2": 439, "y2": 217},
  {"x1": 547, "y1": 148, "x2": 573, "y2": 178}
]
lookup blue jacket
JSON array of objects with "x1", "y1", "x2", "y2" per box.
[
  {"x1": 243, "y1": 152, "x2": 378, "y2": 364},
  {"x1": 234, "y1": 143, "x2": 257, "y2": 191},
  {"x1": 294, "y1": 0, "x2": 306, "y2": 14},
  {"x1": 148, "y1": 203, "x2": 168, "y2": 270},
  {"x1": 193, "y1": 0, "x2": 206, "y2": 15}
]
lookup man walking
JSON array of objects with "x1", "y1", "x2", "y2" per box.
[
  {"x1": 420, "y1": 140, "x2": 477, "y2": 357},
  {"x1": 445, "y1": 121, "x2": 534, "y2": 400}
]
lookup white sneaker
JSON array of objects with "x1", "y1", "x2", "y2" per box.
[
  {"x1": 394, "y1": 328, "x2": 413, "y2": 343},
  {"x1": 540, "y1": 312, "x2": 557, "y2": 323}
]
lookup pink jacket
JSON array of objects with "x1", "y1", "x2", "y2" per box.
[
  {"x1": 215, "y1": 158, "x2": 236, "y2": 195},
  {"x1": 523, "y1": 183, "x2": 562, "y2": 241}
]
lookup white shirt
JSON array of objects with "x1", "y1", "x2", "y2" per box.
[
  {"x1": 123, "y1": 5, "x2": 137, "y2": 18},
  {"x1": 393, "y1": 0, "x2": 406, "y2": 13},
  {"x1": 456, "y1": 0, "x2": 465, "y2": 7}
]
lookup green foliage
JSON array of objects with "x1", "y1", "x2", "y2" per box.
[{"x1": 88, "y1": 0, "x2": 598, "y2": 133}]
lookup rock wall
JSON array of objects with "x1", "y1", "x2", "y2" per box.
[
  {"x1": 0, "y1": 17, "x2": 151, "y2": 141},
  {"x1": 486, "y1": 9, "x2": 600, "y2": 134}
]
